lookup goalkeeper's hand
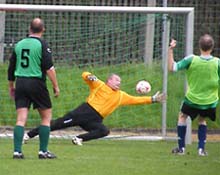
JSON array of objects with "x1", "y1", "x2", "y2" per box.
[
  {"x1": 87, "y1": 75, "x2": 98, "y2": 81},
  {"x1": 151, "y1": 91, "x2": 166, "y2": 103}
]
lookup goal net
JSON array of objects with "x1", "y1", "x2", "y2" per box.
[{"x1": 0, "y1": 5, "x2": 194, "y2": 139}]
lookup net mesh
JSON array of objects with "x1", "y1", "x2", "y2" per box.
[{"x1": 0, "y1": 8, "x2": 187, "y2": 133}]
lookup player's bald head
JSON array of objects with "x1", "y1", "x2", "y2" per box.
[{"x1": 30, "y1": 18, "x2": 45, "y2": 33}]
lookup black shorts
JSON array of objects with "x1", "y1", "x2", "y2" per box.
[
  {"x1": 181, "y1": 102, "x2": 216, "y2": 121},
  {"x1": 15, "y1": 77, "x2": 52, "y2": 109}
]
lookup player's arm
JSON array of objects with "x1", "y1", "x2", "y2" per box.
[
  {"x1": 82, "y1": 72, "x2": 102, "y2": 88},
  {"x1": 42, "y1": 41, "x2": 60, "y2": 97},
  {"x1": 168, "y1": 39, "x2": 193, "y2": 72},
  {"x1": 46, "y1": 67, "x2": 60, "y2": 97},
  {"x1": 168, "y1": 39, "x2": 176, "y2": 71},
  {"x1": 82, "y1": 72, "x2": 98, "y2": 81},
  {"x1": 120, "y1": 91, "x2": 166, "y2": 105},
  {"x1": 7, "y1": 50, "x2": 16, "y2": 99}
]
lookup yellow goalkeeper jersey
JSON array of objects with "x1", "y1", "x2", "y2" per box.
[{"x1": 82, "y1": 72, "x2": 152, "y2": 118}]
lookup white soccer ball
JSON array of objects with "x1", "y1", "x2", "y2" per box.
[{"x1": 136, "y1": 80, "x2": 151, "y2": 94}]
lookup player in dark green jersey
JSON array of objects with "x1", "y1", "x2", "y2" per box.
[
  {"x1": 168, "y1": 34, "x2": 220, "y2": 156},
  {"x1": 8, "y1": 18, "x2": 60, "y2": 159}
]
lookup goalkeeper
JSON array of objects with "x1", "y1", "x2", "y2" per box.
[{"x1": 23, "y1": 71, "x2": 165, "y2": 145}]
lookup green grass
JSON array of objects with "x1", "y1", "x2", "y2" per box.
[{"x1": 0, "y1": 138, "x2": 220, "y2": 175}]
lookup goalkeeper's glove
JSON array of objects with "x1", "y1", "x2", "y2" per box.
[
  {"x1": 87, "y1": 75, "x2": 98, "y2": 81},
  {"x1": 152, "y1": 91, "x2": 166, "y2": 103}
]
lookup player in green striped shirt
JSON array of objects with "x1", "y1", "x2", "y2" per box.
[{"x1": 168, "y1": 34, "x2": 220, "y2": 156}]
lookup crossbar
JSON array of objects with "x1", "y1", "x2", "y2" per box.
[{"x1": 0, "y1": 4, "x2": 193, "y2": 14}]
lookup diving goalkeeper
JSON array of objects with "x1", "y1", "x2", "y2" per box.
[{"x1": 23, "y1": 71, "x2": 165, "y2": 145}]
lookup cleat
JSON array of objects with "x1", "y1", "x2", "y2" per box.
[
  {"x1": 13, "y1": 152, "x2": 24, "y2": 159},
  {"x1": 171, "y1": 147, "x2": 185, "y2": 155},
  {"x1": 38, "y1": 151, "x2": 57, "y2": 159},
  {"x1": 198, "y1": 148, "x2": 208, "y2": 156},
  {"x1": 72, "y1": 136, "x2": 83, "y2": 146},
  {"x1": 22, "y1": 133, "x2": 30, "y2": 144}
]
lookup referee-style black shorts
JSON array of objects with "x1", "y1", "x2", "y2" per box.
[
  {"x1": 15, "y1": 77, "x2": 52, "y2": 109},
  {"x1": 181, "y1": 102, "x2": 216, "y2": 121}
]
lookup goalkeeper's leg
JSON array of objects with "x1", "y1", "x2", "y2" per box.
[
  {"x1": 26, "y1": 111, "x2": 76, "y2": 138},
  {"x1": 77, "y1": 122, "x2": 110, "y2": 141}
]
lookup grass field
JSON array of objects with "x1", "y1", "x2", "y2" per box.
[{"x1": 0, "y1": 138, "x2": 219, "y2": 175}]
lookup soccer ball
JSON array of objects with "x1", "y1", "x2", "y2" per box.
[{"x1": 135, "y1": 80, "x2": 151, "y2": 94}]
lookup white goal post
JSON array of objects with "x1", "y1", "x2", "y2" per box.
[{"x1": 0, "y1": 4, "x2": 194, "y2": 141}]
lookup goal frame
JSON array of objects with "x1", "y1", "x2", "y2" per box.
[{"x1": 0, "y1": 4, "x2": 194, "y2": 140}]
